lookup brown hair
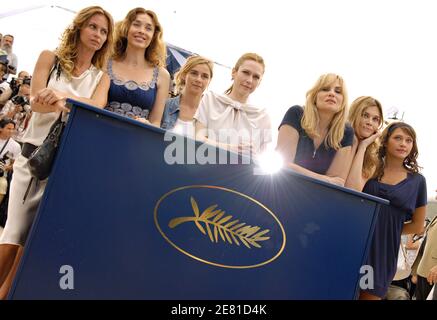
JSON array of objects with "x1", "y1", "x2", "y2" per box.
[
  {"x1": 112, "y1": 8, "x2": 166, "y2": 67},
  {"x1": 372, "y1": 122, "x2": 421, "y2": 180},
  {"x1": 55, "y1": 6, "x2": 114, "y2": 79},
  {"x1": 225, "y1": 52, "x2": 265, "y2": 95}
]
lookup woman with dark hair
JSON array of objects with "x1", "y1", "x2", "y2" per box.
[
  {"x1": 0, "y1": 5, "x2": 114, "y2": 299},
  {"x1": 105, "y1": 7, "x2": 170, "y2": 126},
  {"x1": 350, "y1": 122, "x2": 427, "y2": 300}
]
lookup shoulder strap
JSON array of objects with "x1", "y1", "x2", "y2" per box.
[
  {"x1": 106, "y1": 59, "x2": 114, "y2": 78},
  {"x1": 425, "y1": 215, "x2": 437, "y2": 233},
  {"x1": 47, "y1": 55, "x2": 60, "y2": 86},
  {"x1": 0, "y1": 138, "x2": 10, "y2": 156},
  {"x1": 151, "y1": 66, "x2": 159, "y2": 84}
]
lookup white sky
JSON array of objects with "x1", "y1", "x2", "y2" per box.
[{"x1": 1, "y1": 0, "x2": 436, "y2": 198}]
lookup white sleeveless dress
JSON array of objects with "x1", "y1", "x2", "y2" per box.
[{"x1": 0, "y1": 65, "x2": 103, "y2": 245}]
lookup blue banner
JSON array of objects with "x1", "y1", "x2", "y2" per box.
[{"x1": 10, "y1": 100, "x2": 387, "y2": 299}]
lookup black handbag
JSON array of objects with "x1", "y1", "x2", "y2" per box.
[
  {"x1": 26, "y1": 55, "x2": 64, "y2": 181},
  {"x1": 27, "y1": 113, "x2": 65, "y2": 180}
]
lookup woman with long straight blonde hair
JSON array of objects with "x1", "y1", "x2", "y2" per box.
[
  {"x1": 276, "y1": 73, "x2": 354, "y2": 186},
  {"x1": 345, "y1": 96, "x2": 384, "y2": 191},
  {"x1": 0, "y1": 5, "x2": 114, "y2": 299}
]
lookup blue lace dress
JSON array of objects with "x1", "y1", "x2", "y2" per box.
[{"x1": 105, "y1": 59, "x2": 158, "y2": 119}]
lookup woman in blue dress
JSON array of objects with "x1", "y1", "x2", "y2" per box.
[
  {"x1": 276, "y1": 73, "x2": 354, "y2": 186},
  {"x1": 105, "y1": 8, "x2": 170, "y2": 126},
  {"x1": 349, "y1": 121, "x2": 427, "y2": 299}
]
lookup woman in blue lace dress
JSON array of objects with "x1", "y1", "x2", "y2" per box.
[
  {"x1": 105, "y1": 8, "x2": 170, "y2": 126},
  {"x1": 348, "y1": 122, "x2": 427, "y2": 299}
]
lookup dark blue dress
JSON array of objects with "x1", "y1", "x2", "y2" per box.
[
  {"x1": 105, "y1": 59, "x2": 158, "y2": 119},
  {"x1": 279, "y1": 105, "x2": 354, "y2": 174},
  {"x1": 363, "y1": 173, "x2": 427, "y2": 298}
]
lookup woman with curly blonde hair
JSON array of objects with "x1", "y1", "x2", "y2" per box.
[
  {"x1": 351, "y1": 122, "x2": 427, "y2": 300},
  {"x1": 345, "y1": 96, "x2": 383, "y2": 190},
  {"x1": 277, "y1": 73, "x2": 354, "y2": 186},
  {"x1": 0, "y1": 5, "x2": 114, "y2": 299},
  {"x1": 105, "y1": 7, "x2": 170, "y2": 126}
]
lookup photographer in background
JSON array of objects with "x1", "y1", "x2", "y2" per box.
[
  {"x1": 0, "y1": 119, "x2": 20, "y2": 209},
  {"x1": 0, "y1": 70, "x2": 30, "y2": 108},
  {"x1": 0, "y1": 57, "x2": 11, "y2": 106},
  {"x1": 0, "y1": 53, "x2": 9, "y2": 82},
  {"x1": 0, "y1": 35, "x2": 17, "y2": 77},
  {"x1": 0, "y1": 76, "x2": 31, "y2": 144},
  {"x1": 0, "y1": 60, "x2": 7, "y2": 84}
]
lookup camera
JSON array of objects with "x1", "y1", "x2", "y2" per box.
[
  {"x1": 22, "y1": 76, "x2": 32, "y2": 86},
  {"x1": 11, "y1": 95, "x2": 29, "y2": 107},
  {"x1": 0, "y1": 152, "x2": 12, "y2": 177},
  {"x1": 0, "y1": 55, "x2": 8, "y2": 82},
  {"x1": 9, "y1": 78, "x2": 18, "y2": 91},
  {"x1": 8, "y1": 76, "x2": 31, "y2": 97}
]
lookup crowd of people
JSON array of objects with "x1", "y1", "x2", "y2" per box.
[{"x1": 0, "y1": 5, "x2": 435, "y2": 300}]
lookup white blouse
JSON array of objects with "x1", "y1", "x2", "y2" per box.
[
  {"x1": 22, "y1": 65, "x2": 103, "y2": 146},
  {"x1": 194, "y1": 91, "x2": 272, "y2": 154},
  {"x1": 170, "y1": 118, "x2": 196, "y2": 139}
]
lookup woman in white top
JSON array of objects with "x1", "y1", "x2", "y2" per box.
[
  {"x1": 161, "y1": 55, "x2": 214, "y2": 139},
  {"x1": 194, "y1": 53, "x2": 271, "y2": 155},
  {"x1": 0, "y1": 6, "x2": 114, "y2": 299}
]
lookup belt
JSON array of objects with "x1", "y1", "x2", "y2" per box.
[{"x1": 21, "y1": 142, "x2": 38, "y2": 159}]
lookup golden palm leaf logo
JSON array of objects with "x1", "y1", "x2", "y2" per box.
[{"x1": 168, "y1": 197, "x2": 270, "y2": 249}]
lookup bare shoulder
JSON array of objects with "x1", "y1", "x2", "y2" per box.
[
  {"x1": 34, "y1": 50, "x2": 57, "y2": 71},
  {"x1": 32, "y1": 50, "x2": 57, "y2": 78},
  {"x1": 38, "y1": 50, "x2": 56, "y2": 63},
  {"x1": 158, "y1": 66, "x2": 170, "y2": 81},
  {"x1": 156, "y1": 66, "x2": 170, "y2": 90},
  {"x1": 98, "y1": 72, "x2": 110, "y2": 85}
]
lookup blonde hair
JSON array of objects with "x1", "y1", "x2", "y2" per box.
[
  {"x1": 112, "y1": 8, "x2": 166, "y2": 67},
  {"x1": 348, "y1": 96, "x2": 383, "y2": 178},
  {"x1": 173, "y1": 55, "x2": 213, "y2": 95},
  {"x1": 55, "y1": 6, "x2": 114, "y2": 79},
  {"x1": 302, "y1": 73, "x2": 349, "y2": 150},
  {"x1": 225, "y1": 52, "x2": 265, "y2": 95}
]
